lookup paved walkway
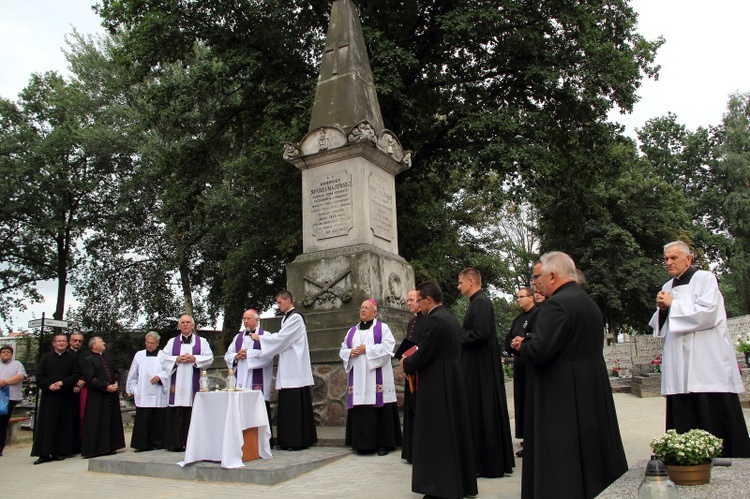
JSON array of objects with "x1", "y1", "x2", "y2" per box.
[{"x1": 1, "y1": 389, "x2": 685, "y2": 498}]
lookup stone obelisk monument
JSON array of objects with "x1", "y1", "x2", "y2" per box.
[{"x1": 283, "y1": 0, "x2": 414, "y2": 425}]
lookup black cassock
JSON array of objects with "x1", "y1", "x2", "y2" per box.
[
  {"x1": 31, "y1": 350, "x2": 81, "y2": 458},
  {"x1": 520, "y1": 281, "x2": 627, "y2": 499},
  {"x1": 404, "y1": 305, "x2": 477, "y2": 499},
  {"x1": 400, "y1": 311, "x2": 426, "y2": 463},
  {"x1": 461, "y1": 289, "x2": 515, "y2": 477},
  {"x1": 81, "y1": 352, "x2": 125, "y2": 458},
  {"x1": 505, "y1": 306, "x2": 539, "y2": 439}
]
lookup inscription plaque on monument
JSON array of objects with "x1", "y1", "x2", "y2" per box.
[
  {"x1": 368, "y1": 172, "x2": 394, "y2": 241},
  {"x1": 311, "y1": 170, "x2": 353, "y2": 240}
]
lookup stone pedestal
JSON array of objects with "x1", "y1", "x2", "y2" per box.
[
  {"x1": 287, "y1": 243, "x2": 414, "y2": 363},
  {"x1": 631, "y1": 373, "x2": 662, "y2": 398}
]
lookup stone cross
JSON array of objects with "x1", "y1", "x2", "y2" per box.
[{"x1": 322, "y1": 33, "x2": 350, "y2": 78}]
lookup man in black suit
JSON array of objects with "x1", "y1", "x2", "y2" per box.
[
  {"x1": 511, "y1": 252, "x2": 627, "y2": 499},
  {"x1": 401, "y1": 281, "x2": 477, "y2": 499}
]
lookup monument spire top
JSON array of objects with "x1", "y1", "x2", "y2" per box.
[{"x1": 308, "y1": 0, "x2": 384, "y2": 133}]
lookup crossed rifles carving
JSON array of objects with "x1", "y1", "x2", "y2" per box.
[{"x1": 302, "y1": 270, "x2": 353, "y2": 307}]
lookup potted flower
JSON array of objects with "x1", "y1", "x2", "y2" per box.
[
  {"x1": 650, "y1": 355, "x2": 662, "y2": 373},
  {"x1": 649, "y1": 429, "x2": 723, "y2": 485},
  {"x1": 735, "y1": 333, "x2": 750, "y2": 368},
  {"x1": 611, "y1": 358, "x2": 621, "y2": 377}
]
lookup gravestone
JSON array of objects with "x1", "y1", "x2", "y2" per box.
[
  {"x1": 628, "y1": 335, "x2": 664, "y2": 398},
  {"x1": 281, "y1": 0, "x2": 414, "y2": 425},
  {"x1": 728, "y1": 314, "x2": 750, "y2": 400},
  {"x1": 603, "y1": 342, "x2": 633, "y2": 376}
]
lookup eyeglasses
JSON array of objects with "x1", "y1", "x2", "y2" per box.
[
  {"x1": 516, "y1": 294, "x2": 531, "y2": 299},
  {"x1": 531, "y1": 274, "x2": 541, "y2": 281}
]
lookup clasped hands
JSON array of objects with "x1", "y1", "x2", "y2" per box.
[
  {"x1": 350, "y1": 345, "x2": 366, "y2": 358},
  {"x1": 656, "y1": 290, "x2": 673, "y2": 310},
  {"x1": 177, "y1": 353, "x2": 196, "y2": 364},
  {"x1": 510, "y1": 336, "x2": 524, "y2": 351}
]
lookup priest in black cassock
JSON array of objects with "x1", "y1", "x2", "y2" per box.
[
  {"x1": 402, "y1": 281, "x2": 477, "y2": 499},
  {"x1": 68, "y1": 332, "x2": 89, "y2": 454},
  {"x1": 504, "y1": 286, "x2": 539, "y2": 454},
  {"x1": 81, "y1": 337, "x2": 125, "y2": 458},
  {"x1": 31, "y1": 333, "x2": 81, "y2": 464},
  {"x1": 457, "y1": 268, "x2": 515, "y2": 477},
  {"x1": 399, "y1": 288, "x2": 426, "y2": 464},
  {"x1": 512, "y1": 252, "x2": 627, "y2": 499}
]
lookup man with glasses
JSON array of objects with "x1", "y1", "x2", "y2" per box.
[
  {"x1": 400, "y1": 288, "x2": 425, "y2": 464},
  {"x1": 505, "y1": 286, "x2": 538, "y2": 456},
  {"x1": 126, "y1": 332, "x2": 170, "y2": 452},
  {"x1": 339, "y1": 299, "x2": 400, "y2": 456},
  {"x1": 457, "y1": 267, "x2": 514, "y2": 478},
  {"x1": 68, "y1": 332, "x2": 88, "y2": 453}
]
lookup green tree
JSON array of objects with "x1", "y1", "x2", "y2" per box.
[
  {"x1": 717, "y1": 92, "x2": 750, "y2": 315},
  {"x1": 536, "y1": 130, "x2": 692, "y2": 334},
  {"x1": 0, "y1": 67, "x2": 137, "y2": 327},
  {"x1": 79, "y1": 0, "x2": 664, "y2": 330}
]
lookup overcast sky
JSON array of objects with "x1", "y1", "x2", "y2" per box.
[{"x1": 1, "y1": 0, "x2": 749, "y2": 331}]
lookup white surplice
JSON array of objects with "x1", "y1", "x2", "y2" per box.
[
  {"x1": 649, "y1": 269, "x2": 745, "y2": 395},
  {"x1": 224, "y1": 328, "x2": 273, "y2": 400},
  {"x1": 339, "y1": 319, "x2": 397, "y2": 405},
  {"x1": 158, "y1": 335, "x2": 214, "y2": 407},
  {"x1": 249, "y1": 310, "x2": 313, "y2": 389},
  {"x1": 126, "y1": 350, "x2": 170, "y2": 408}
]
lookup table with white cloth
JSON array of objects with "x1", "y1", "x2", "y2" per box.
[{"x1": 179, "y1": 390, "x2": 273, "y2": 469}]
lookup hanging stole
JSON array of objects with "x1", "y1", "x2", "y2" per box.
[
  {"x1": 234, "y1": 328, "x2": 266, "y2": 392},
  {"x1": 345, "y1": 320, "x2": 383, "y2": 409},
  {"x1": 169, "y1": 335, "x2": 202, "y2": 405}
]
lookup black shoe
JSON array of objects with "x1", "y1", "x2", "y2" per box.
[
  {"x1": 34, "y1": 456, "x2": 50, "y2": 465},
  {"x1": 377, "y1": 447, "x2": 389, "y2": 456},
  {"x1": 515, "y1": 449, "x2": 523, "y2": 458},
  {"x1": 51, "y1": 455, "x2": 65, "y2": 461}
]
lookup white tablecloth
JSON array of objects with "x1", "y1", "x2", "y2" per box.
[{"x1": 179, "y1": 390, "x2": 272, "y2": 469}]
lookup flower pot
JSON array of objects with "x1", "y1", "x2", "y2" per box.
[{"x1": 664, "y1": 462, "x2": 712, "y2": 486}]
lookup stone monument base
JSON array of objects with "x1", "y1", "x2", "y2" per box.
[{"x1": 285, "y1": 243, "x2": 414, "y2": 426}]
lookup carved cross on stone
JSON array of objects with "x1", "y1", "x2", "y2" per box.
[
  {"x1": 302, "y1": 269, "x2": 353, "y2": 307},
  {"x1": 322, "y1": 33, "x2": 350, "y2": 78}
]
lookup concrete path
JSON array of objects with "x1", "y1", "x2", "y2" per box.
[{"x1": 1, "y1": 390, "x2": 682, "y2": 498}]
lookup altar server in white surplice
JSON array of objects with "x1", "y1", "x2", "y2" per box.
[
  {"x1": 249, "y1": 290, "x2": 317, "y2": 450},
  {"x1": 339, "y1": 299, "x2": 401, "y2": 456},
  {"x1": 225, "y1": 308, "x2": 274, "y2": 444},
  {"x1": 650, "y1": 240, "x2": 750, "y2": 457},
  {"x1": 158, "y1": 315, "x2": 213, "y2": 451},
  {"x1": 126, "y1": 331, "x2": 170, "y2": 452}
]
